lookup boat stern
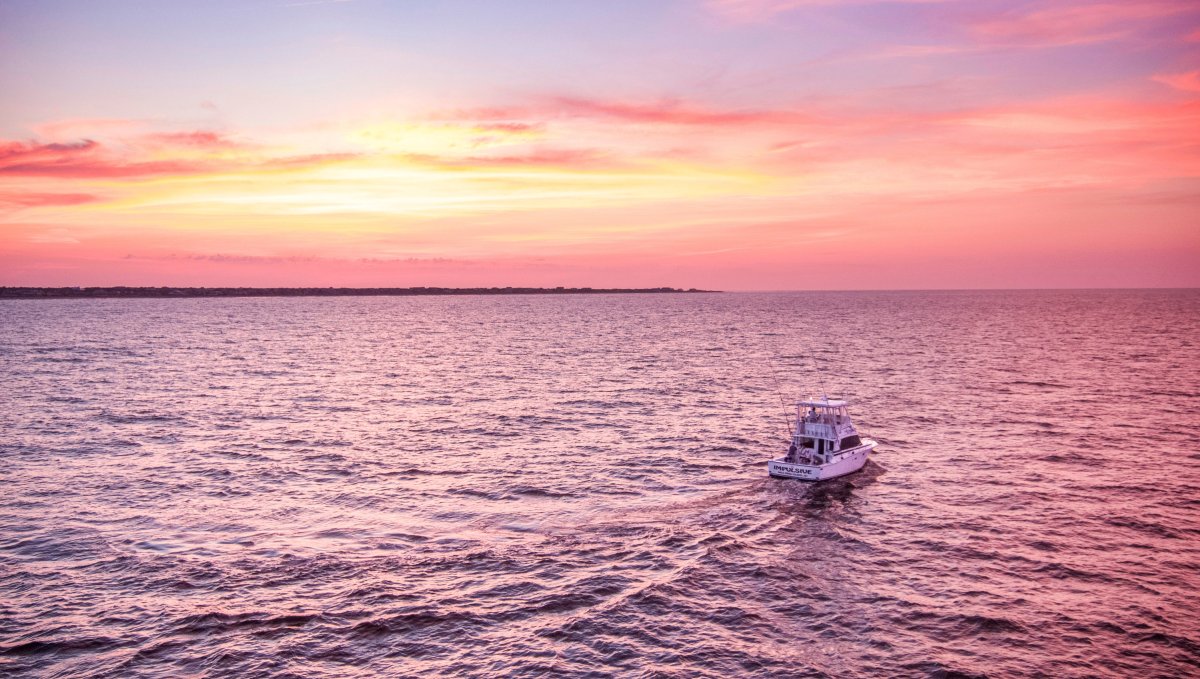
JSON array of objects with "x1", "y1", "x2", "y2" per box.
[
  {"x1": 767, "y1": 457, "x2": 821, "y2": 480},
  {"x1": 768, "y1": 441, "x2": 874, "y2": 482}
]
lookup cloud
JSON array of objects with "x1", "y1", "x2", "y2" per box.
[
  {"x1": 261, "y1": 152, "x2": 360, "y2": 168},
  {"x1": 31, "y1": 118, "x2": 149, "y2": 139},
  {"x1": 713, "y1": 1, "x2": 1200, "y2": 51},
  {"x1": 355, "y1": 257, "x2": 470, "y2": 265},
  {"x1": 140, "y1": 131, "x2": 244, "y2": 149},
  {"x1": 0, "y1": 192, "x2": 100, "y2": 208},
  {"x1": 471, "y1": 122, "x2": 544, "y2": 134},
  {"x1": 429, "y1": 106, "x2": 530, "y2": 122},
  {"x1": 432, "y1": 97, "x2": 809, "y2": 127},
  {"x1": 705, "y1": 0, "x2": 950, "y2": 22},
  {"x1": 467, "y1": 148, "x2": 609, "y2": 168},
  {"x1": 124, "y1": 252, "x2": 470, "y2": 266},
  {"x1": 0, "y1": 139, "x2": 208, "y2": 178},
  {"x1": 0, "y1": 135, "x2": 358, "y2": 179},
  {"x1": 547, "y1": 96, "x2": 807, "y2": 126},
  {"x1": 1153, "y1": 70, "x2": 1200, "y2": 92},
  {"x1": 132, "y1": 253, "x2": 320, "y2": 263},
  {"x1": 1, "y1": 139, "x2": 99, "y2": 160},
  {"x1": 24, "y1": 120, "x2": 248, "y2": 152},
  {"x1": 967, "y1": 1, "x2": 1196, "y2": 48},
  {"x1": 28, "y1": 228, "x2": 81, "y2": 244},
  {"x1": 401, "y1": 147, "x2": 611, "y2": 171}
]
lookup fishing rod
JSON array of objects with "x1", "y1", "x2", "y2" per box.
[
  {"x1": 810, "y1": 345, "x2": 831, "y2": 401},
  {"x1": 767, "y1": 355, "x2": 795, "y2": 439}
]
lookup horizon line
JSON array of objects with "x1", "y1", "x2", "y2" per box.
[{"x1": 2, "y1": 285, "x2": 1197, "y2": 297}]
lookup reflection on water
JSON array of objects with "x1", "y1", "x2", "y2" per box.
[{"x1": 1, "y1": 290, "x2": 1198, "y2": 677}]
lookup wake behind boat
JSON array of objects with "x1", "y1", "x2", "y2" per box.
[{"x1": 768, "y1": 397, "x2": 876, "y2": 481}]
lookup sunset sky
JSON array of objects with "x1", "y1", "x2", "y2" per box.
[{"x1": 1, "y1": 0, "x2": 1198, "y2": 289}]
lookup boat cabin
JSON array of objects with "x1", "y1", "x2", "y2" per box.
[{"x1": 786, "y1": 398, "x2": 864, "y2": 464}]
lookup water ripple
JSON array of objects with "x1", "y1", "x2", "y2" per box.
[{"x1": 1, "y1": 291, "x2": 1198, "y2": 677}]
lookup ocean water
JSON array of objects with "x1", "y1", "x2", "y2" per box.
[{"x1": 1, "y1": 290, "x2": 1198, "y2": 678}]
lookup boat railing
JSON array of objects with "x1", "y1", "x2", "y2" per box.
[{"x1": 798, "y1": 422, "x2": 836, "y2": 439}]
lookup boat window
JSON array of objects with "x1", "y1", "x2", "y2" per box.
[{"x1": 840, "y1": 435, "x2": 862, "y2": 449}]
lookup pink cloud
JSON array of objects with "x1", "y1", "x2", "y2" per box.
[
  {"x1": 466, "y1": 148, "x2": 608, "y2": 167},
  {"x1": 1152, "y1": 70, "x2": 1200, "y2": 92},
  {"x1": 1, "y1": 139, "x2": 98, "y2": 162},
  {"x1": 31, "y1": 118, "x2": 149, "y2": 139},
  {"x1": 0, "y1": 192, "x2": 99, "y2": 208},
  {"x1": 433, "y1": 97, "x2": 810, "y2": 127},
  {"x1": 124, "y1": 252, "x2": 470, "y2": 266},
  {"x1": 428, "y1": 106, "x2": 530, "y2": 122},
  {"x1": 29, "y1": 120, "x2": 246, "y2": 151},
  {"x1": 968, "y1": 1, "x2": 1195, "y2": 48},
  {"x1": 471, "y1": 122, "x2": 543, "y2": 133},
  {"x1": 140, "y1": 131, "x2": 244, "y2": 149},
  {"x1": 260, "y1": 152, "x2": 360, "y2": 168},
  {"x1": 548, "y1": 96, "x2": 807, "y2": 126},
  {"x1": 705, "y1": 0, "x2": 949, "y2": 22},
  {"x1": 0, "y1": 139, "x2": 207, "y2": 178},
  {"x1": 400, "y1": 147, "x2": 611, "y2": 170},
  {"x1": 0, "y1": 135, "x2": 359, "y2": 179}
]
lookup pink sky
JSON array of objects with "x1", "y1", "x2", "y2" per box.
[{"x1": 1, "y1": 0, "x2": 1198, "y2": 289}]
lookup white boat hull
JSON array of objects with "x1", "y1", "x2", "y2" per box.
[{"x1": 768, "y1": 440, "x2": 875, "y2": 481}]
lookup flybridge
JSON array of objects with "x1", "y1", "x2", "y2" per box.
[
  {"x1": 795, "y1": 399, "x2": 856, "y2": 441},
  {"x1": 798, "y1": 398, "x2": 847, "y2": 407}
]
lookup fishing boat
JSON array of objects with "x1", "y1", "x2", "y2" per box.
[{"x1": 768, "y1": 397, "x2": 876, "y2": 481}]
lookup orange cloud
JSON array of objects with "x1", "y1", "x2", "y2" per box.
[{"x1": 3, "y1": 92, "x2": 1195, "y2": 278}]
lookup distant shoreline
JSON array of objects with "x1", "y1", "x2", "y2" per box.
[{"x1": 0, "y1": 286, "x2": 715, "y2": 299}]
